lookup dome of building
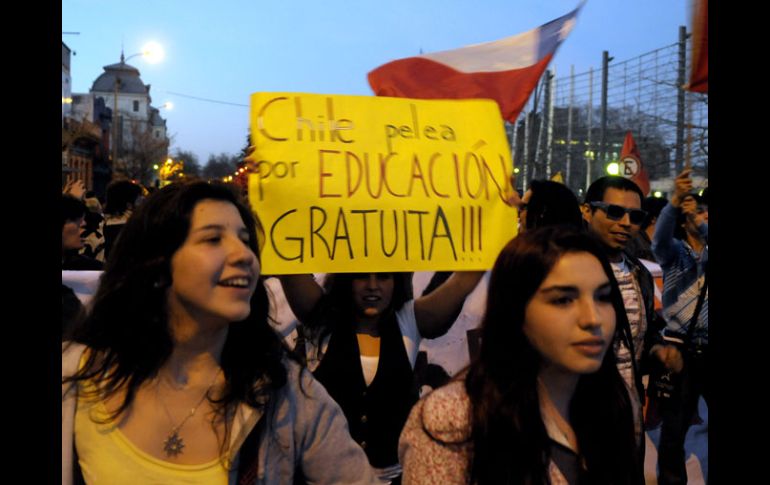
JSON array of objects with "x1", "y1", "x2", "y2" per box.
[{"x1": 90, "y1": 57, "x2": 149, "y2": 95}]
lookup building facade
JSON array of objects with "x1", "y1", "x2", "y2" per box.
[
  {"x1": 61, "y1": 47, "x2": 170, "y2": 192},
  {"x1": 89, "y1": 54, "x2": 169, "y2": 185}
]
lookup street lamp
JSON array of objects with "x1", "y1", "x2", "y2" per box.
[
  {"x1": 159, "y1": 157, "x2": 184, "y2": 187},
  {"x1": 111, "y1": 43, "x2": 165, "y2": 177},
  {"x1": 124, "y1": 42, "x2": 165, "y2": 64}
]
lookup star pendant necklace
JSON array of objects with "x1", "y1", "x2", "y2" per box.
[{"x1": 158, "y1": 368, "x2": 222, "y2": 457}]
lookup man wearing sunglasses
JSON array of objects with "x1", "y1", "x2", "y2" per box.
[{"x1": 582, "y1": 176, "x2": 662, "y2": 460}]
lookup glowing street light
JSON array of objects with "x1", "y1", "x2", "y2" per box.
[
  {"x1": 159, "y1": 157, "x2": 184, "y2": 186},
  {"x1": 124, "y1": 41, "x2": 165, "y2": 64},
  {"x1": 141, "y1": 41, "x2": 165, "y2": 63},
  {"x1": 606, "y1": 162, "x2": 620, "y2": 175}
]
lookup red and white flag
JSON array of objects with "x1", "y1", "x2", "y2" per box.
[
  {"x1": 687, "y1": 0, "x2": 708, "y2": 93},
  {"x1": 620, "y1": 131, "x2": 650, "y2": 196},
  {"x1": 367, "y1": 3, "x2": 584, "y2": 122}
]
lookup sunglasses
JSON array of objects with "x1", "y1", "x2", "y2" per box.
[{"x1": 589, "y1": 202, "x2": 648, "y2": 225}]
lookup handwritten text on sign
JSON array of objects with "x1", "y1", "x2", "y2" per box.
[{"x1": 249, "y1": 93, "x2": 517, "y2": 274}]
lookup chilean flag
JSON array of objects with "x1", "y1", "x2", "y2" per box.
[
  {"x1": 620, "y1": 131, "x2": 651, "y2": 196},
  {"x1": 687, "y1": 0, "x2": 708, "y2": 93},
  {"x1": 367, "y1": 3, "x2": 584, "y2": 122}
]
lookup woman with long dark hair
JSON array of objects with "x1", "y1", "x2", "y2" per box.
[
  {"x1": 62, "y1": 181, "x2": 381, "y2": 485},
  {"x1": 102, "y1": 179, "x2": 144, "y2": 261},
  {"x1": 519, "y1": 179, "x2": 584, "y2": 232},
  {"x1": 279, "y1": 268, "x2": 483, "y2": 482},
  {"x1": 399, "y1": 226, "x2": 643, "y2": 485}
]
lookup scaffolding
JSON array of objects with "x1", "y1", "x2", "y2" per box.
[{"x1": 509, "y1": 26, "x2": 708, "y2": 196}]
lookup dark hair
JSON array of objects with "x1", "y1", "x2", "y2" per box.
[
  {"x1": 62, "y1": 194, "x2": 87, "y2": 231},
  {"x1": 584, "y1": 176, "x2": 644, "y2": 206},
  {"x1": 525, "y1": 180, "x2": 583, "y2": 231},
  {"x1": 308, "y1": 272, "x2": 413, "y2": 344},
  {"x1": 104, "y1": 180, "x2": 144, "y2": 215},
  {"x1": 65, "y1": 181, "x2": 288, "y2": 427},
  {"x1": 674, "y1": 193, "x2": 704, "y2": 240},
  {"x1": 641, "y1": 196, "x2": 669, "y2": 230},
  {"x1": 466, "y1": 226, "x2": 639, "y2": 484}
]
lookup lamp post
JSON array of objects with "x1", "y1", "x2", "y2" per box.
[{"x1": 110, "y1": 43, "x2": 164, "y2": 178}]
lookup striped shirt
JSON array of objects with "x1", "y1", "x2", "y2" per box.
[
  {"x1": 652, "y1": 203, "x2": 708, "y2": 344},
  {"x1": 610, "y1": 257, "x2": 646, "y2": 445},
  {"x1": 611, "y1": 257, "x2": 647, "y2": 389}
]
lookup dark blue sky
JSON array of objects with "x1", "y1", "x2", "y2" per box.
[{"x1": 63, "y1": 0, "x2": 689, "y2": 166}]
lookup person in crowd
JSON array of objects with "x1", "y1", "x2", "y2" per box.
[
  {"x1": 581, "y1": 176, "x2": 663, "y2": 451},
  {"x1": 416, "y1": 177, "x2": 585, "y2": 385},
  {"x1": 626, "y1": 196, "x2": 669, "y2": 262},
  {"x1": 399, "y1": 226, "x2": 642, "y2": 485},
  {"x1": 102, "y1": 180, "x2": 145, "y2": 261},
  {"x1": 80, "y1": 191, "x2": 106, "y2": 263},
  {"x1": 62, "y1": 194, "x2": 103, "y2": 271},
  {"x1": 62, "y1": 194, "x2": 88, "y2": 339},
  {"x1": 651, "y1": 169, "x2": 708, "y2": 485},
  {"x1": 62, "y1": 182, "x2": 102, "y2": 338},
  {"x1": 62, "y1": 181, "x2": 382, "y2": 485},
  {"x1": 278, "y1": 269, "x2": 483, "y2": 482},
  {"x1": 519, "y1": 179, "x2": 584, "y2": 232}
]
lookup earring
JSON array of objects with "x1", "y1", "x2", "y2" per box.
[{"x1": 153, "y1": 275, "x2": 169, "y2": 289}]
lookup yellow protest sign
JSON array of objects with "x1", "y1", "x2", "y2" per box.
[{"x1": 248, "y1": 92, "x2": 517, "y2": 274}]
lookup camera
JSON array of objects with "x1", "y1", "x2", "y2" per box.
[{"x1": 651, "y1": 369, "x2": 679, "y2": 400}]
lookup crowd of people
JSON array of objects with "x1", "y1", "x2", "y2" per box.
[{"x1": 61, "y1": 167, "x2": 708, "y2": 484}]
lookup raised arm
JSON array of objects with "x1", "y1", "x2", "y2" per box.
[
  {"x1": 63, "y1": 179, "x2": 86, "y2": 200},
  {"x1": 652, "y1": 169, "x2": 691, "y2": 266},
  {"x1": 413, "y1": 271, "x2": 484, "y2": 339},
  {"x1": 278, "y1": 274, "x2": 324, "y2": 323}
]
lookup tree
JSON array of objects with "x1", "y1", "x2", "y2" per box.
[
  {"x1": 203, "y1": 153, "x2": 239, "y2": 180},
  {"x1": 239, "y1": 131, "x2": 252, "y2": 159},
  {"x1": 116, "y1": 122, "x2": 169, "y2": 186},
  {"x1": 173, "y1": 149, "x2": 201, "y2": 178},
  {"x1": 61, "y1": 115, "x2": 100, "y2": 153}
]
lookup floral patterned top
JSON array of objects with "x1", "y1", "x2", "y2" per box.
[{"x1": 398, "y1": 380, "x2": 573, "y2": 485}]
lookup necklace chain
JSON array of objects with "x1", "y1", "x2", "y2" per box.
[{"x1": 158, "y1": 368, "x2": 221, "y2": 457}]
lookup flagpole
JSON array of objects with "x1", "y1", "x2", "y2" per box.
[
  {"x1": 685, "y1": 91, "x2": 693, "y2": 170},
  {"x1": 675, "y1": 26, "x2": 687, "y2": 174},
  {"x1": 523, "y1": 104, "x2": 530, "y2": 192},
  {"x1": 534, "y1": 75, "x2": 547, "y2": 180},
  {"x1": 546, "y1": 69, "x2": 555, "y2": 180},
  {"x1": 585, "y1": 68, "x2": 594, "y2": 192},
  {"x1": 510, "y1": 116, "x2": 519, "y2": 175}
]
